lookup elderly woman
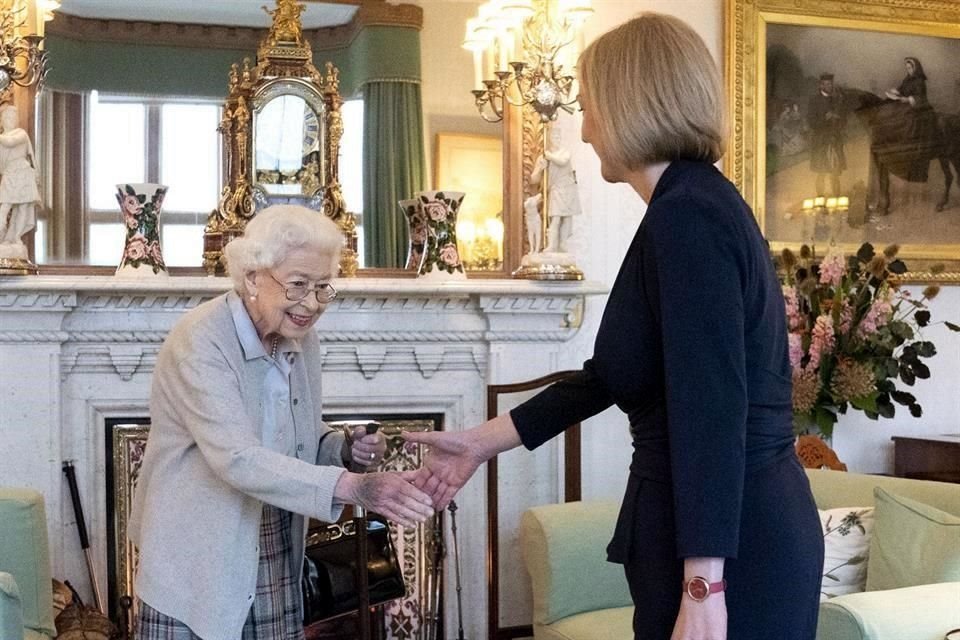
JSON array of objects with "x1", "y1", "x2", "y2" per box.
[
  {"x1": 406, "y1": 13, "x2": 822, "y2": 640},
  {"x1": 129, "y1": 205, "x2": 433, "y2": 640}
]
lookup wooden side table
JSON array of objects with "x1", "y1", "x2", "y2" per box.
[{"x1": 891, "y1": 434, "x2": 960, "y2": 484}]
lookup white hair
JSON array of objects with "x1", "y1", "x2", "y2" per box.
[{"x1": 223, "y1": 204, "x2": 343, "y2": 293}]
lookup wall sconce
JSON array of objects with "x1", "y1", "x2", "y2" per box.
[
  {"x1": 0, "y1": 1, "x2": 52, "y2": 91},
  {"x1": 464, "y1": 0, "x2": 591, "y2": 123}
]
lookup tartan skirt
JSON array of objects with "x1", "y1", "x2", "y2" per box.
[{"x1": 135, "y1": 504, "x2": 305, "y2": 640}]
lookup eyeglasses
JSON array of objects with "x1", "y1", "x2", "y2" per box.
[{"x1": 268, "y1": 273, "x2": 338, "y2": 303}]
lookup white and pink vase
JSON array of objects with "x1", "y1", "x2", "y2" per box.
[
  {"x1": 399, "y1": 198, "x2": 426, "y2": 271},
  {"x1": 414, "y1": 190, "x2": 466, "y2": 280},
  {"x1": 115, "y1": 183, "x2": 168, "y2": 277}
]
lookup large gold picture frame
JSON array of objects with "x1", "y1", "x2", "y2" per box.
[{"x1": 725, "y1": 0, "x2": 960, "y2": 282}]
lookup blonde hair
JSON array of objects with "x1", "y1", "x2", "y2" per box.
[
  {"x1": 577, "y1": 12, "x2": 725, "y2": 169},
  {"x1": 223, "y1": 205, "x2": 343, "y2": 292}
]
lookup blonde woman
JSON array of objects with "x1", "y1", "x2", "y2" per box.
[{"x1": 407, "y1": 13, "x2": 822, "y2": 640}]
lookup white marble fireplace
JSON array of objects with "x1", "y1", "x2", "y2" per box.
[{"x1": 0, "y1": 275, "x2": 605, "y2": 638}]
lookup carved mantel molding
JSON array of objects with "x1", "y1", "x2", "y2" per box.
[{"x1": 0, "y1": 276, "x2": 606, "y2": 379}]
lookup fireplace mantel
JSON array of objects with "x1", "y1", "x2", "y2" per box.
[{"x1": 0, "y1": 275, "x2": 606, "y2": 638}]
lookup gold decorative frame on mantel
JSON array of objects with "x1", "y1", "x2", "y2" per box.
[{"x1": 725, "y1": 0, "x2": 960, "y2": 282}]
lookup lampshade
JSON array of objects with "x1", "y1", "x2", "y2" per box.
[
  {"x1": 463, "y1": 17, "x2": 493, "y2": 51},
  {"x1": 501, "y1": 0, "x2": 534, "y2": 26},
  {"x1": 559, "y1": 0, "x2": 593, "y2": 24},
  {"x1": 479, "y1": 1, "x2": 512, "y2": 31}
]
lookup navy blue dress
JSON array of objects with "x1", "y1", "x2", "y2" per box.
[{"x1": 511, "y1": 160, "x2": 823, "y2": 639}]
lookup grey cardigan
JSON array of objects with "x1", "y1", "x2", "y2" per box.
[{"x1": 128, "y1": 291, "x2": 347, "y2": 640}]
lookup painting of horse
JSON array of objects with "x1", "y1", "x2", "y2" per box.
[{"x1": 850, "y1": 89, "x2": 960, "y2": 215}]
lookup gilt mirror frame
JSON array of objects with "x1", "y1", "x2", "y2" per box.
[
  {"x1": 725, "y1": 0, "x2": 960, "y2": 283},
  {"x1": 32, "y1": 1, "x2": 532, "y2": 277}
]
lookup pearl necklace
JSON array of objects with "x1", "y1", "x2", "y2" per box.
[{"x1": 270, "y1": 336, "x2": 280, "y2": 360}]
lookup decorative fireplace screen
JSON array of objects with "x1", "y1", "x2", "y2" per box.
[{"x1": 107, "y1": 418, "x2": 443, "y2": 639}]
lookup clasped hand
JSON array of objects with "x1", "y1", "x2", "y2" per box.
[{"x1": 401, "y1": 427, "x2": 488, "y2": 510}]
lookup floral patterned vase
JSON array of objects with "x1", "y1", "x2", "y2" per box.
[
  {"x1": 399, "y1": 198, "x2": 426, "y2": 271},
  {"x1": 115, "y1": 183, "x2": 168, "y2": 277},
  {"x1": 416, "y1": 190, "x2": 466, "y2": 280}
]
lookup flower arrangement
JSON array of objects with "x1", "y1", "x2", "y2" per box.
[{"x1": 778, "y1": 242, "x2": 959, "y2": 438}]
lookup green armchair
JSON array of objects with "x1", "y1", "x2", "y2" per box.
[
  {"x1": 0, "y1": 488, "x2": 57, "y2": 640},
  {"x1": 519, "y1": 470, "x2": 960, "y2": 640}
]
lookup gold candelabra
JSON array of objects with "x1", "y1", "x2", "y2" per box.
[
  {"x1": 464, "y1": 0, "x2": 591, "y2": 123},
  {"x1": 0, "y1": 0, "x2": 52, "y2": 91}
]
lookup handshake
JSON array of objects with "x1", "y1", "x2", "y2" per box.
[{"x1": 334, "y1": 416, "x2": 515, "y2": 529}]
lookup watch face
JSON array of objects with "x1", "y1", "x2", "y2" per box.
[{"x1": 686, "y1": 577, "x2": 709, "y2": 601}]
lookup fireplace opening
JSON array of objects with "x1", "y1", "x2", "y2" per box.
[{"x1": 105, "y1": 414, "x2": 444, "y2": 640}]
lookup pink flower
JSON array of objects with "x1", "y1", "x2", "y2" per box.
[
  {"x1": 788, "y1": 332, "x2": 804, "y2": 369},
  {"x1": 120, "y1": 194, "x2": 142, "y2": 217},
  {"x1": 148, "y1": 240, "x2": 164, "y2": 264},
  {"x1": 125, "y1": 235, "x2": 147, "y2": 261},
  {"x1": 838, "y1": 299, "x2": 853, "y2": 335},
  {"x1": 818, "y1": 248, "x2": 845, "y2": 288},
  {"x1": 423, "y1": 201, "x2": 448, "y2": 222},
  {"x1": 858, "y1": 292, "x2": 894, "y2": 338},
  {"x1": 783, "y1": 285, "x2": 802, "y2": 331},
  {"x1": 124, "y1": 213, "x2": 139, "y2": 229},
  {"x1": 439, "y1": 243, "x2": 460, "y2": 266},
  {"x1": 807, "y1": 314, "x2": 834, "y2": 371},
  {"x1": 411, "y1": 226, "x2": 427, "y2": 244}
]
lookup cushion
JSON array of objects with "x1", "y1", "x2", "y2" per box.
[
  {"x1": 535, "y1": 605, "x2": 634, "y2": 640},
  {"x1": 0, "y1": 572, "x2": 25, "y2": 640},
  {"x1": 819, "y1": 507, "x2": 874, "y2": 600},
  {"x1": 0, "y1": 489, "x2": 55, "y2": 637},
  {"x1": 866, "y1": 487, "x2": 960, "y2": 591},
  {"x1": 520, "y1": 501, "x2": 632, "y2": 626},
  {"x1": 818, "y1": 582, "x2": 960, "y2": 640}
]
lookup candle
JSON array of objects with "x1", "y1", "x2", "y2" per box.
[
  {"x1": 486, "y1": 218, "x2": 504, "y2": 260},
  {"x1": 498, "y1": 30, "x2": 509, "y2": 71},
  {"x1": 814, "y1": 196, "x2": 826, "y2": 208},
  {"x1": 802, "y1": 199, "x2": 814, "y2": 212},
  {"x1": 473, "y1": 49, "x2": 483, "y2": 90},
  {"x1": 837, "y1": 196, "x2": 849, "y2": 209},
  {"x1": 826, "y1": 197, "x2": 838, "y2": 210}
]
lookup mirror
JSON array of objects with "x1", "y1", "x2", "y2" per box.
[{"x1": 33, "y1": 0, "x2": 508, "y2": 274}]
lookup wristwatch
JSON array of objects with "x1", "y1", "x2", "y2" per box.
[{"x1": 683, "y1": 576, "x2": 726, "y2": 602}]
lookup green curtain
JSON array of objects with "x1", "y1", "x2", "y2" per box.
[{"x1": 362, "y1": 80, "x2": 426, "y2": 268}]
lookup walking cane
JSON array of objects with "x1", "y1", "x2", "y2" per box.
[
  {"x1": 348, "y1": 421, "x2": 381, "y2": 640},
  {"x1": 62, "y1": 460, "x2": 105, "y2": 613},
  {"x1": 448, "y1": 501, "x2": 467, "y2": 640}
]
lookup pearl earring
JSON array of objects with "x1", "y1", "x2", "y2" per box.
[{"x1": 249, "y1": 294, "x2": 257, "y2": 301}]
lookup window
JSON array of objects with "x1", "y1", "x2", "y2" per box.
[
  {"x1": 340, "y1": 99, "x2": 365, "y2": 265},
  {"x1": 86, "y1": 93, "x2": 221, "y2": 267}
]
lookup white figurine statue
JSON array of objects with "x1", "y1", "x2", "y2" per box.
[
  {"x1": 523, "y1": 192, "x2": 543, "y2": 255},
  {"x1": 0, "y1": 104, "x2": 40, "y2": 259},
  {"x1": 530, "y1": 125, "x2": 582, "y2": 255}
]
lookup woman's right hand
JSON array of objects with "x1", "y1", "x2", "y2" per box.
[{"x1": 334, "y1": 470, "x2": 434, "y2": 529}]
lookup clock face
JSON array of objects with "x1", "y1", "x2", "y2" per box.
[{"x1": 302, "y1": 109, "x2": 320, "y2": 154}]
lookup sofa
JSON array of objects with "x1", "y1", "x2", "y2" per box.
[
  {"x1": 0, "y1": 488, "x2": 57, "y2": 640},
  {"x1": 519, "y1": 469, "x2": 960, "y2": 640}
]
